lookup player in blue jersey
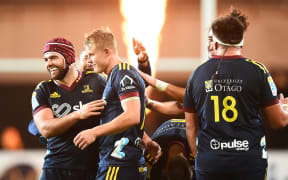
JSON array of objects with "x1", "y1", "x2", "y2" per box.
[
  {"x1": 73, "y1": 27, "x2": 157, "y2": 180},
  {"x1": 31, "y1": 37, "x2": 156, "y2": 180},
  {"x1": 32, "y1": 37, "x2": 107, "y2": 180},
  {"x1": 146, "y1": 119, "x2": 194, "y2": 180},
  {"x1": 183, "y1": 9, "x2": 288, "y2": 180}
]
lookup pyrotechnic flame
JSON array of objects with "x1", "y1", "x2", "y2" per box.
[{"x1": 120, "y1": 0, "x2": 167, "y2": 76}]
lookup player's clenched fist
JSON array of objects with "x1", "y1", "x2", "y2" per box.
[
  {"x1": 76, "y1": 99, "x2": 106, "y2": 120},
  {"x1": 74, "y1": 128, "x2": 97, "y2": 150}
]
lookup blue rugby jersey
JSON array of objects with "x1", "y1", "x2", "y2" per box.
[
  {"x1": 31, "y1": 71, "x2": 106, "y2": 170},
  {"x1": 98, "y1": 63, "x2": 146, "y2": 167},
  {"x1": 183, "y1": 56, "x2": 278, "y2": 172},
  {"x1": 149, "y1": 119, "x2": 192, "y2": 180}
]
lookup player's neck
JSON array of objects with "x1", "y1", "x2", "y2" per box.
[
  {"x1": 55, "y1": 65, "x2": 79, "y2": 87},
  {"x1": 104, "y1": 54, "x2": 122, "y2": 75},
  {"x1": 215, "y1": 47, "x2": 242, "y2": 56}
]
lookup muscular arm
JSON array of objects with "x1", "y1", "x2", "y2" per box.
[
  {"x1": 147, "y1": 98, "x2": 184, "y2": 116},
  {"x1": 185, "y1": 112, "x2": 199, "y2": 157},
  {"x1": 93, "y1": 99, "x2": 141, "y2": 136},
  {"x1": 138, "y1": 70, "x2": 185, "y2": 101},
  {"x1": 34, "y1": 100, "x2": 105, "y2": 138},
  {"x1": 261, "y1": 103, "x2": 288, "y2": 130},
  {"x1": 74, "y1": 99, "x2": 142, "y2": 150}
]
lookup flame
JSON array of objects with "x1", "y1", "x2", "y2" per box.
[{"x1": 120, "y1": 0, "x2": 167, "y2": 76}]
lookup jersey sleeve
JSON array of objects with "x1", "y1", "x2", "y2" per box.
[
  {"x1": 112, "y1": 67, "x2": 141, "y2": 103},
  {"x1": 31, "y1": 82, "x2": 50, "y2": 115},
  {"x1": 183, "y1": 72, "x2": 196, "y2": 113},
  {"x1": 259, "y1": 70, "x2": 279, "y2": 107}
]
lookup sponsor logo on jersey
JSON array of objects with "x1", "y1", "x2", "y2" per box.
[
  {"x1": 205, "y1": 80, "x2": 213, "y2": 92},
  {"x1": 50, "y1": 92, "x2": 61, "y2": 98},
  {"x1": 81, "y1": 84, "x2": 93, "y2": 93},
  {"x1": 210, "y1": 138, "x2": 249, "y2": 151},
  {"x1": 205, "y1": 79, "x2": 243, "y2": 93},
  {"x1": 267, "y1": 76, "x2": 277, "y2": 96},
  {"x1": 120, "y1": 75, "x2": 136, "y2": 91},
  {"x1": 52, "y1": 101, "x2": 83, "y2": 117}
]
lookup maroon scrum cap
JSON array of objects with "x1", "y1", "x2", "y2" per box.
[{"x1": 43, "y1": 37, "x2": 75, "y2": 68}]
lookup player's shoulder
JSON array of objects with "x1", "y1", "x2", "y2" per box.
[
  {"x1": 82, "y1": 71, "x2": 107, "y2": 81},
  {"x1": 116, "y1": 62, "x2": 136, "y2": 72},
  {"x1": 34, "y1": 79, "x2": 53, "y2": 90},
  {"x1": 112, "y1": 62, "x2": 138, "y2": 77},
  {"x1": 243, "y1": 58, "x2": 269, "y2": 74}
]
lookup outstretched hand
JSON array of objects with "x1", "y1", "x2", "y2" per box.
[
  {"x1": 77, "y1": 99, "x2": 106, "y2": 120},
  {"x1": 133, "y1": 38, "x2": 148, "y2": 64},
  {"x1": 137, "y1": 69, "x2": 156, "y2": 87}
]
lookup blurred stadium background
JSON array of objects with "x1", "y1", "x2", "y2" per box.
[{"x1": 0, "y1": 0, "x2": 287, "y2": 179}]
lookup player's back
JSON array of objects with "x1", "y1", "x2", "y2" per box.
[
  {"x1": 99, "y1": 63, "x2": 146, "y2": 167},
  {"x1": 184, "y1": 56, "x2": 278, "y2": 172},
  {"x1": 149, "y1": 119, "x2": 192, "y2": 180},
  {"x1": 31, "y1": 71, "x2": 106, "y2": 170}
]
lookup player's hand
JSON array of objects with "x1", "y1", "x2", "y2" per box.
[
  {"x1": 77, "y1": 99, "x2": 106, "y2": 120},
  {"x1": 133, "y1": 38, "x2": 149, "y2": 65},
  {"x1": 144, "y1": 140, "x2": 161, "y2": 165},
  {"x1": 279, "y1": 93, "x2": 288, "y2": 112},
  {"x1": 137, "y1": 69, "x2": 156, "y2": 87},
  {"x1": 73, "y1": 128, "x2": 97, "y2": 150}
]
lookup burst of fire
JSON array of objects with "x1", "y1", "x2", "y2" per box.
[{"x1": 120, "y1": 0, "x2": 167, "y2": 76}]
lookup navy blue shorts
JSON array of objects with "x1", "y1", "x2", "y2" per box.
[
  {"x1": 96, "y1": 165, "x2": 147, "y2": 180},
  {"x1": 40, "y1": 168, "x2": 97, "y2": 180},
  {"x1": 195, "y1": 168, "x2": 267, "y2": 180}
]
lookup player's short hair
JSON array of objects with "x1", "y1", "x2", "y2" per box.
[
  {"x1": 211, "y1": 8, "x2": 249, "y2": 46},
  {"x1": 84, "y1": 27, "x2": 118, "y2": 54},
  {"x1": 166, "y1": 155, "x2": 193, "y2": 180}
]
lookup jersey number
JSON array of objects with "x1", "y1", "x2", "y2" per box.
[
  {"x1": 210, "y1": 95, "x2": 238, "y2": 123},
  {"x1": 111, "y1": 137, "x2": 129, "y2": 159}
]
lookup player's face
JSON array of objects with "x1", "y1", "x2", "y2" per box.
[
  {"x1": 85, "y1": 45, "x2": 108, "y2": 74},
  {"x1": 44, "y1": 52, "x2": 66, "y2": 80},
  {"x1": 208, "y1": 30, "x2": 216, "y2": 58},
  {"x1": 80, "y1": 51, "x2": 94, "y2": 71}
]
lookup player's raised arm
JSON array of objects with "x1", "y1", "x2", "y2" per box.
[
  {"x1": 133, "y1": 38, "x2": 151, "y2": 76},
  {"x1": 33, "y1": 99, "x2": 105, "y2": 138}
]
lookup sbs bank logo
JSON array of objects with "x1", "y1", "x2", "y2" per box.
[
  {"x1": 52, "y1": 101, "x2": 84, "y2": 117},
  {"x1": 210, "y1": 139, "x2": 249, "y2": 151}
]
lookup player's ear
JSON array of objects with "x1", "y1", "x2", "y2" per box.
[
  {"x1": 213, "y1": 42, "x2": 218, "y2": 50},
  {"x1": 104, "y1": 48, "x2": 112, "y2": 55}
]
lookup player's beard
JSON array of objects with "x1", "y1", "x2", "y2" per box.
[{"x1": 49, "y1": 66, "x2": 68, "y2": 81}]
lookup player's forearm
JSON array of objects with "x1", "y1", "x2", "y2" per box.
[
  {"x1": 138, "y1": 58, "x2": 151, "y2": 76},
  {"x1": 92, "y1": 111, "x2": 140, "y2": 137},
  {"x1": 141, "y1": 132, "x2": 152, "y2": 147},
  {"x1": 147, "y1": 99, "x2": 184, "y2": 116},
  {"x1": 185, "y1": 112, "x2": 198, "y2": 156},
  {"x1": 35, "y1": 111, "x2": 80, "y2": 138},
  {"x1": 165, "y1": 85, "x2": 185, "y2": 102},
  {"x1": 262, "y1": 104, "x2": 288, "y2": 129}
]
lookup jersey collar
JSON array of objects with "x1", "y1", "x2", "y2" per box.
[{"x1": 211, "y1": 55, "x2": 244, "y2": 59}]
